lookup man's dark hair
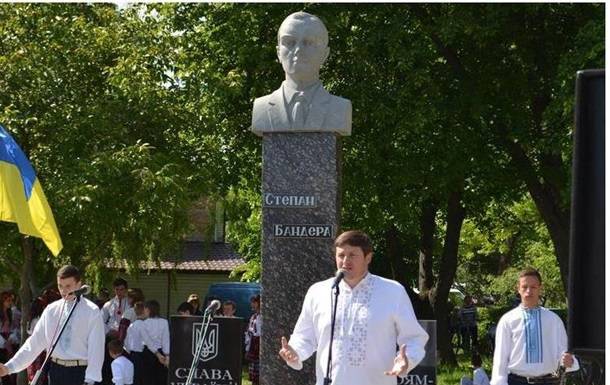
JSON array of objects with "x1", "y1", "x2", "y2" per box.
[
  {"x1": 250, "y1": 294, "x2": 260, "y2": 304},
  {"x1": 107, "y1": 339, "x2": 124, "y2": 355},
  {"x1": 176, "y1": 302, "x2": 193, "y2": 314},
  {"x1": 57, "y1": 265, "x2": 81, "y2": 281},
  {"x1": 145, "y1": 300, "x2": 161, "y2": 318},
  {"x1": 223, "y1": 300, "x2": 236, "y2": 310},
  {"x1": 334, "y1": 230, "x2": 373, "y2": 256},
  {"x1": 518, "y1": 267, "x2": 542, "y2": 284},
  {"x1": 112, "y1": 277, "x2": 128, "y2": 288}
]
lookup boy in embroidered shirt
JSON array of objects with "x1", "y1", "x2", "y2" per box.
[
  {"x1": 491, "y1": 268, "x2": 579, "y2": 385},
  {"x1": 108, "y1": 339, "x2": 133, "y2": 385}
]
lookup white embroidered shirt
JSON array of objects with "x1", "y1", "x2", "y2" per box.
[
  {"x1": 491, "y1": 306, "x2": 580, "y2": 385},
  {"x1": 102, "y1": 296, "x2": 132, "y2": 334},
  {"x1": 5, "y1": 297, "x2": 105, "y2": 383},
  {"x1": 287, "y1": 273, "x2": 429, "y2": 385}
]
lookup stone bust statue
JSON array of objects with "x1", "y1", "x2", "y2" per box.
[{"x1": 251, "y1": 12, "x2": 352, "y2": 136}]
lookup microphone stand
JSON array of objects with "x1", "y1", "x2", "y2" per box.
[
  {"x1": 185, "y1": 310, "x2": 215, "y2": 385},
  {"x1": 324, "y1": 283, "x2": 340, "y2": 385},
  {"x1": 558, "y1": 364, "x2": 567, "y2": 385},
  {"x1": 31, "y1": 292, "x2": 83, "y2": 385}
]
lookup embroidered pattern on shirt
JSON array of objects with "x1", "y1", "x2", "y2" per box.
[
  {"x1": 335, "y1": 275, "x2": 375, "y2": 367},
  {"x1": 523, "y1": 307, "x2": 543, "y2": 363},
  {"x1": 58, "y1": 300, "x2": 74, "y2": 351}
]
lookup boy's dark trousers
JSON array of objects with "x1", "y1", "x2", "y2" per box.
[{"x1": 48, "y1": 361, "x2": 86, "y2": 385}]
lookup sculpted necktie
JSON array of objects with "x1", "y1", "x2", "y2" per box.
[{"x1": 292, "y1": 92, "x2": 306, "y2": 128}]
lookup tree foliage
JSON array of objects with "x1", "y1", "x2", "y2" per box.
[
  {"x1": 0, "y1": 4, "x2": 204, "y2": 286},
  {"x1": 0, "y1": 3, "x2": 603, "y2": 368}
]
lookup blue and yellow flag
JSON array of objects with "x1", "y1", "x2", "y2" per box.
[{"x1": 0, "y1": 124, "x2": 63, "y2": 256}]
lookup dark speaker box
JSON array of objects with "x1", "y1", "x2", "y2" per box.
[{"x1": 567, "y1": 69, "x2": 605, "y2": 354}]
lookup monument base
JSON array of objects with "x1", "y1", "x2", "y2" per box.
[{"x1": 260, "y1": 132, "x2": 341, "y2": 385}]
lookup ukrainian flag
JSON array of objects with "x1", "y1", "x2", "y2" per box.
[{"x1": 0, "y1": 124, "x2": 63, "y2": 256}]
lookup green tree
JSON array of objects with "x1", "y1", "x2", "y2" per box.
[
  {"x1": 458, "y1": 197, "x2": 565, "y2": 307},
  {"x1": 410, "y1": 3, "x2": 604, "y2": 292},
  {"x1": 165, "y1": 3, "x2": 603, "y2": 365},
  {"x1": 0, "y1": 4, "x2": 602, "y2": 372},
  {"x1": 0, "y1": 9, "x2": 205, "y2": 383}
]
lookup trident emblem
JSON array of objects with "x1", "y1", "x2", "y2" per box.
[{"x1": 192, "y1": 322, "x2": 219, "y2": 362}]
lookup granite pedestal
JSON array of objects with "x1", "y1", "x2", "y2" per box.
[{"x1": 259, "y1": 132, "x2": 341, "y2": 385}]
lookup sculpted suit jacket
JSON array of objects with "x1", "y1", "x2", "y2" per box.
[{"x1": 251, "y1": 84, "x2": 352, "y2": 136}]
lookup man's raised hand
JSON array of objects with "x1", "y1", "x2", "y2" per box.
[
  {"x1": 561, "y1": 352, "x2": 575, "y2": 368},
  {"x1": 384, "y1": 344, "x2": 409, "y2": 376},
  {"x1": 0, "y1": 363, "x2": 9, "y2": 377},
  {"x1": 279, "y1": 336, "x2": 299, "y2": 365}
]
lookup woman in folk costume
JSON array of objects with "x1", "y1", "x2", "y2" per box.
[{"x1": 245, "y1": 295, "x2": 262, "y2": 385}]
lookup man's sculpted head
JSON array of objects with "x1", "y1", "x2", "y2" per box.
[
  {"x1": 276, "y1": 12, "x2": 330, "y2": 85},
  {"x1": 250, "y1": 11, "x2": 351, "y2": 136}
]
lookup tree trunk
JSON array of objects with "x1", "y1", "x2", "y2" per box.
[
  {"x1": 431, "y1": 182, "x2": 466, "y2": 366},
  {"x1": 431, "y1": 292, "x2": 455, "y2": 366},
  {"x1": 413, "y1": 201, "x2": 436, "y2": 320},
  {"x1": 503, "y1": 138, "x2": 570, "y2": 291},
  {"x1": 419, "y1": 200, "x2": 436, "y2": 293},
  {"x1": 384, "y1": 226, "x2": 435, "y2": 320},
  {"x1": 385, "y1": 225, "x2": 404, "y2": 284},
  {"x1": 17, "y1": 237, "x2": 34, "y2": 385},
  {"x1": 412, "y1": 6, "x2": 572, "y2": 291},
  {"x1": 498, "y1": 230, "x2": 521, "y2": 274}
]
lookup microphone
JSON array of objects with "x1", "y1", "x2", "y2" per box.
[
  {"x1": 204, "y1": 299, "x2": 221, "y2": 314},
  {"x1": 332, "y1": 269, "x2": 346, "y2": 288},
  {"x1": 69, "y1": 285, "x2": 91, "y2": 296}
]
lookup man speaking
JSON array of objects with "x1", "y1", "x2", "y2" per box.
[
  {"x1": 279, "y1": 230, "x2": 429, "y2": 385},
  {"x1": 0, "y1": 265, "x2": 105, "y2": 385}
]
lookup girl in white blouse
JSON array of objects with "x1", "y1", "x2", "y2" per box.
[
  {"x1": 140, "y1": 300, "x2": 169, "y2": 385},
  {"x1": 124, "y1": 301, "x2": 146, "y2": 385}
]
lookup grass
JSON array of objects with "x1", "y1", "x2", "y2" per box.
[
  {"x1": 241, "y1": 350, "x2": 591, "y2": 384},
  {"x1": 437, "y1": 351, "x2": 493, "y2": 385},
  {"x1": 241, "y1": 366, "x2": 252, "y2": 385},
  {"x1": 239, "y1": 352, "x2": 489, "y2": 385}
]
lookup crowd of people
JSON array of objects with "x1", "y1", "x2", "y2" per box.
[
  {"x1": 0, "y1": 290, "x2": 22, "y2": 385},
  {"x1": 0, "y1": 230, "x2": 579, "y2": 385},
  {"x1": 0, "y1": 270, "x2": 262, "y2": 385}
]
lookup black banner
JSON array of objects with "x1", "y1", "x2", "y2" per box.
[
  {"x1": 568, "y1": 69, "x2": 605, "y2": 355},
  {"x1": 169, "y1": 316, "x2": 243, "y2": 385},
  {"x1": 398, "y1": 320, "x2": 437, "y2": 385}
]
